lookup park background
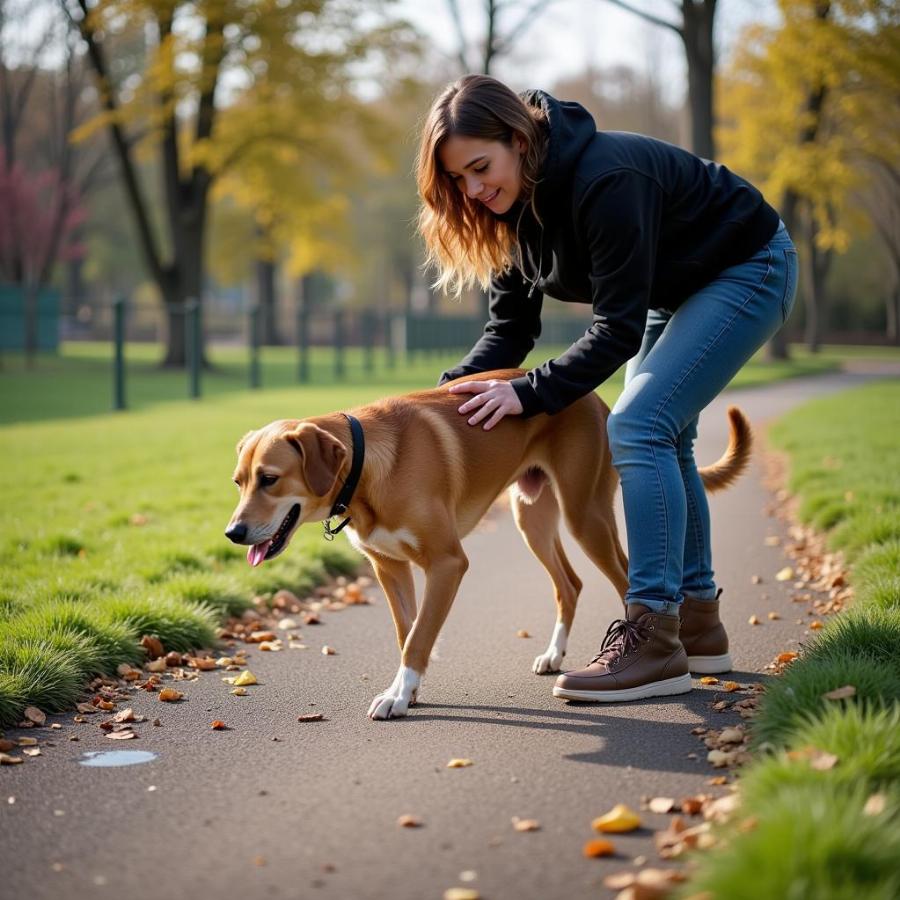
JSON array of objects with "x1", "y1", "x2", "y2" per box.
[{"x1": 1, "y1": 3, "x2": 899, "y2": 900}]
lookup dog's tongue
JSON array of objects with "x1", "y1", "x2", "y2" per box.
[{"x1": 247, "y1": 540, "x2": 272, "y2": 567}]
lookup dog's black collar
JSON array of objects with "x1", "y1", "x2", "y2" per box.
[{"x1": 323, "y1": 413, "x2": 365, "y2": 541}]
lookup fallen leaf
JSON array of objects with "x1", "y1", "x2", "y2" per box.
[
  {"x1": 809, "y1": 620, "x2": 824, "y2": 630},
  {"x1": 515, "y1": 629, "x2": 531, "y2": 638},
  {"x1": 210, "y1": 721, "x2": 227, "y2": 730},
  {"x1": 703, "y1": 793, "x2": 740, "y2": 823},
  {"x1": 776, "y1": 651, "x2": 799, "y2": 664},
  {"x1": 822, "y1": 685, "x2": 856, "y2": 701},
  {"x1": 17, "y1": 737, "x2": 37, "y2": 747},
  {"x1": 106, "y1": 730, "x2": 136, "y2": 740},
  {"x1": 145, "y1": 658, "x2": 168, "y2": 673},
  {"x1": 0, "y1": 740, "x2": 15, "y2": 752},
  {"x1": 748, "y1": 615, "x2": 761, "y2": 626},
  {"x1": 165, "y1": 651, "x2": 183, "y2": 667},
  {"x1": 158, "y1": 688, "x2": 183, "y2": 702},
  {"x1": 764, "y1": 536, "x2": 781, "y2": 546},
  {"x1": 718, "y1": 727, "x2": 744, "y2": 744},
  {"x1": 648, "y1": 797, "x2": 676, "y2": 814},
  {"x1": 112, "y1": 708, "x2": 135, "y2": 723},
  {"x1": 592, "y1": 803, "x2": 641, "y2": 833},
  {"x1": 751, "y1": 574, "x2": 763, "y2": 584},
  {"x1": 277, "y1": 618, "x2": 298, "y2": 630},
  {"x1": 767, "y1": 612, "x2": 781, "y2": 620},
  {"x1": 321, "y1": 645, "x2": 336, "y2": 655},
  {"x1": 864, "y1": 794, "x2": 886, "y2": 816},
  {"x1": 297, "y1": 713, "x2": 325, "y2": 722},
  {"x1": 699, "y1": 676, "x2": 719, "y2": 686},
  {"x1": 707, "y1": 749, "x2": 736, "y2": 768},
  {"x1": 140, "y1": 635, "x2": 164, "y2": 659},
  {"x1": 24, "y1": 706, "x2": 46, "y2": 726},
  {"x1": 446, "y1": 758, "x2": 474, "y2": 768},
  {"x1": 722, "y1": 681, "x2": 740, "y2": 693},
  {"x1": 511, "y1": 817, "x2": 540, "y2": 832},
  {"x1": 187, "y1": 657, "x2": 218, "y2": 670},
  {"x1": 230, "y1": 687, "x2": 248, "y2": 696},
  {"x1": 775, "y1": 566, "x2": 795, "y2": 581},
  {"x1": 0, "y1": 754, "x2": 23, "y2": 765},
  {"x1": 223, "y1": 670, "x2": 258, "y2": 686},
  {"x1": 679, "y1": 797, "x2": 704, "y2": 816},
  {"x1": 582, "y1": 838, "x2": 616, "y2": 858},
  {"x1": 397, "y1": 814, "x2": 423, "y2": 828},
  {"x1": 22, "y1": 747, "x2": 41, "y2": 757},
  {"x1": 247, "y1": 631, "x2": 277, "y2": 643},
  {"x1": 443, "y1": 889, "x2": 480, "y2": 900},
  {"x1": 810, "y1": 751, "x2": 839, "y2": 771}
]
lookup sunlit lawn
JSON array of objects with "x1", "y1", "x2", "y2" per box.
[{"x1": 0, "y1": 337, "x2": 881, "y2": 425}]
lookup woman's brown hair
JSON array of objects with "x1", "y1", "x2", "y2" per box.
[{"x1": 416, "y1": 74, "x2": 547, "y2": 297}]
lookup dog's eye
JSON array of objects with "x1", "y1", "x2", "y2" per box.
[{"x1": 260, "y1": 473, "x2": 279, "y2": 488}]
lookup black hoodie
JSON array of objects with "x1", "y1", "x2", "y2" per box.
[{"x1": 439, "y1": 90, "x2": 780, "y2": 417}]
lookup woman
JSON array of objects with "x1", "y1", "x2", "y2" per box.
[{"x1": 416, "y1": 74, "x2": 798, "y2": 702}]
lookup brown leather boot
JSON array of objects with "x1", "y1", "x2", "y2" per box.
[
  {"x1": 679, "y1": 592, "x2": 733, "y2": 674},
  {"x1": 553, "y1": 604, "x2": 691, "y2": 702}
]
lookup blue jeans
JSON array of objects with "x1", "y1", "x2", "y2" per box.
[{"x1": 607, "y1": 222, "x2": 798, "y2": 613}]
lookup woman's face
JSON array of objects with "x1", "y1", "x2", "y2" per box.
[{"x1": 438, "y1": 134, "x2": 524, "y2": 215}]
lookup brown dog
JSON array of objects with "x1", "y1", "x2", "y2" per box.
[{"x1": 225, "y1": 369, "x2": 751, "y2": 719}]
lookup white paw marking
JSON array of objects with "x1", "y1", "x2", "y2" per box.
[
  {"x1": 368, "y1": 665, "x2": 422, "y2": 720},
  {"x1": 533, "y1": 621, "x2": 568, "y2": 674}
]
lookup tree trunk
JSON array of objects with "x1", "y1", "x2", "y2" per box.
[
  {"x1": 888, "y1": 283, "x2": 900, "y2": 345},
  {"x1": 681, "y1": 0, "x2": 716, "y2": 159},
  {"x1": 256, "y1": 256, "x2": 280, "y2": 345},
  {"x1": 23, "y1": 283, "x2": 39, "y2": 369}
]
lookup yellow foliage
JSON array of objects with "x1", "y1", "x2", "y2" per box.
[{"x1": 716, "y1": 0, "x2": 899, "y2": 253}]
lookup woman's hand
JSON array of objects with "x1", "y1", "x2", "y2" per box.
[{"x1": 448, "y1": 379, "x2": 524, "y2": 430}]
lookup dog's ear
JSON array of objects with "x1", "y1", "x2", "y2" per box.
[
  {"x1": 236, "y1": 430, "x2": 256, "y2": 457},
  {"x1": 285, "y1": 423, "x2": 348, "y2": 497}
]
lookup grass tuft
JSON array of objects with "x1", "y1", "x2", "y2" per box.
[
  {"x1": 804, "y1": 606, "x2": 900, "y2": 667},
  {"x1": 745, "y1": 704, "x2": 900, "y2": 800},
  {"x1": 676, "y1": 784, "x2": 900, "y2": 900},
  {"x1": 0, "y1": 641, "x2": 87, "y2": 714},
  {"x1": 101, "y1": 596, "x2": 219, "y2": 653},
  {"x1": 751, "y1": 650, "x2": 900, "y2": 749}
]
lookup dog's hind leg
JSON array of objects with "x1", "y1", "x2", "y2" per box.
[
  {"x1": 511, "y1": 482, "x2": 582, "y2": 674},
  {"x1": 557, "y1": 475, "x2": 630, "y2": 605},
  {"x1": 369, "y1": 554, "x2": 417, "y2": 650}
]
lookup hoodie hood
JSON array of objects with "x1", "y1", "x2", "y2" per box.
[{"x1": 521, "y1": 89, "x2": 597, "y2": 222}]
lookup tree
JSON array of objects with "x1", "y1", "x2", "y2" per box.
[
  {"x1": 445, "y1": 0, "x2": 559, "y2": 75},
  {"x1": 599, "y1": 0, "x2": 718, "y2": 158},
  {"x1": 717, "y1": 0, "x2": 898, "y2": 352},
  {"x1": 0, "y1": 0, "x2": 98, "y2": 365},
  {"x1": 64, "y1": 0, "x2": 412, "y2": 366}
]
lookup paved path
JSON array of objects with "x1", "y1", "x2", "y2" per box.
[{"x1": 0, "y1": 371, "x2": 884, "y2": 900}]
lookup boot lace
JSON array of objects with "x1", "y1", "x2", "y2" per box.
[{"x1": 590, "y1": 618, "x2": 651, "y2": 666}]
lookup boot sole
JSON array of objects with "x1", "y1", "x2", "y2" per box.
[
  {"x1": 552, "y1": 672, "x2": 693, "y2": 703},
  {"x1": 687, "y1": 653, "x2": 733, "y2": 674}
]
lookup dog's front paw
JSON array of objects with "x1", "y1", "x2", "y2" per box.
[
  {"x1": 532, "y1": 647, "x2": 565, "y2": 674},
  {"x1": 367, "y1": 665, "x2": 421, "y2": 720}
]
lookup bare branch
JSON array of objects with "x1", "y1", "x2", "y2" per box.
[
  {"x1": 597, "y1": 0, "x2": 683, "y2": 38},
  {"x1": 444, "y1": 0, "x2": 472, "y2": 72},
  {"x1": 494, "y1": 0, "x2": 560, "y2": 55}
]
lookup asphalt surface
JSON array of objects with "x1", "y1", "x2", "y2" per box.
[{"x1": 0, "y1": 371, "x2": 883, "y2": 900}]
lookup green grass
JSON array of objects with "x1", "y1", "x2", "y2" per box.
[
  {"x1": 0, "y1": 338, "x2": 859, "y2": 426},
  {"x1": 675, "y1": 783, "x2": 900, "y2": 900},
  {"x1": 683, "y1": 378, "x2": 900, "y2": 898}
]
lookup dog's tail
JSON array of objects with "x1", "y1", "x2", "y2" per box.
[{"x1": 699, "y1": 406, "x2": 753, "y2": 493}]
